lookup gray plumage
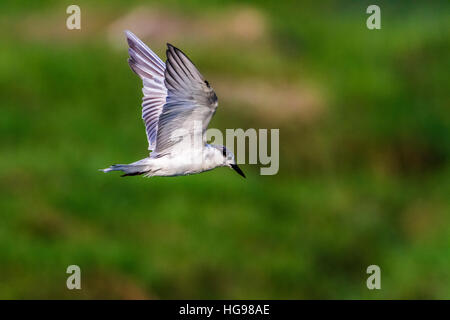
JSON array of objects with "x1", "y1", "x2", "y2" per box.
[{"x1": 101, "y1": 31, "x2": 245, "y2": 178}]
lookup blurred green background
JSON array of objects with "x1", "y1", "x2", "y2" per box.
[{"x1": 0, "y1": 0, "x2": 449, "y2": 299}]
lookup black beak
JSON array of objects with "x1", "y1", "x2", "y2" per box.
[{"x1": 230, "y1": 164, "x2": 246, "y2": 178}]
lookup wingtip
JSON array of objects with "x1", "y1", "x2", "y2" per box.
[
  {"x1": 166, "y1": 43, "x2": 175, "y2": 58},
  {"x1": 124, "y1": 30, "x2": 133, "y2": 38},
  {"x1": 125, "y1": 30, "x2": 136, "y2": 47}
]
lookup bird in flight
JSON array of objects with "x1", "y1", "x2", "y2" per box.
[{"x1": 101, "y1": 31, "x2": 245, "y2": 178}]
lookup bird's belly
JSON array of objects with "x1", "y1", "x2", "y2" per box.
[{"x1": 153, "y1": 156, "x2": 212, "y2": 176}]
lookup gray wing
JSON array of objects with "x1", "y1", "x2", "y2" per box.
[
  {"x1": 153, "y1": 43, "x2": 218, "y2": 156},
  {"x1": 126, "y1": 30, "x2": 167, "y2": 152}
]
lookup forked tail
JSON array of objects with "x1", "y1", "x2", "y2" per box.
[{"x1": 100, "y1": 159, "x2": 151, "y2": 177}]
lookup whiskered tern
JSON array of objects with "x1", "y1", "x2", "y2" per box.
[{"x1": 101, "y1": 31, "x2": 245, "y2": 178}]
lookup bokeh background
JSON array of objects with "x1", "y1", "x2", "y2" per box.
[{"x1": 1, "y1": 0, "x2": 449, "y2": 299}]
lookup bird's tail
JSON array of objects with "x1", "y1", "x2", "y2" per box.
[{"x1": 100, "y1": 159, "x2": 151, "y2": 177}]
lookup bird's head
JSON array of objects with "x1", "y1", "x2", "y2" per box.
[{"x1": 214, "y1": 145, "x2": 246, "y2": 178}]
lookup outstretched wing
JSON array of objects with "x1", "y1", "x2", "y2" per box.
[
  {"x1": 154, "y1": 44, "x2": 218, "y2": 157},
  {"x1": 126, "y1": 30, "x2": 167, "y2": 152}
]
